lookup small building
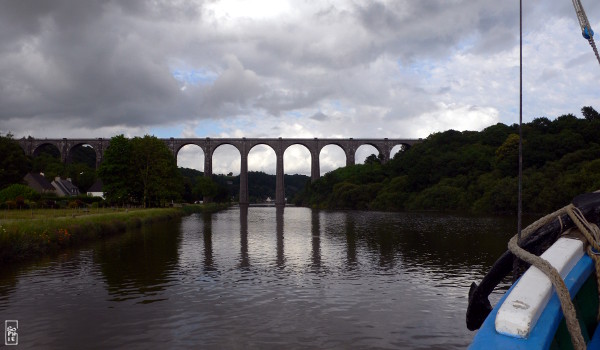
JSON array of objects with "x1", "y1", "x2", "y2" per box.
[
  {"x1": 52, "y1": 177, "x2": 80, "y2": 197},
  {"x1": 24, "y1": 172, "x2": 56, "y2": 194},
  {"x1": 87, "y1": 179, "x2": 104, "y2": 199}
]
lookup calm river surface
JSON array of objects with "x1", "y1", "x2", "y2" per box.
[{"x1": 0, "y1": 207, "x2": 520, "y2": 349}]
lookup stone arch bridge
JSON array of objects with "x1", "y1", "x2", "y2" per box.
[{"x1": 17, "y1": 137, "x2": 421, "y2": 206}]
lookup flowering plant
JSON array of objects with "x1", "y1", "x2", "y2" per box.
[{"x1": 56, "y1": 228, "x2": 70, "y2": 243}]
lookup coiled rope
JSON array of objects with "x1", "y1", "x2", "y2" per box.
[
  {"x1": 567, "y1": 205, "x2": 600, "y2": 323},
  {"x1": 508, "y1": 203, "x2": 600, "y2": 350}
]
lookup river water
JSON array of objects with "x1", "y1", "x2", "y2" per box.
[{"x1": 0, "y1": 207, "x2": 519, "y2": 349}]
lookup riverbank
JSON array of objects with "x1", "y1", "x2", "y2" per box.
[{"x1": 0, "y1": 203, "x2": 231, "y2": 263}]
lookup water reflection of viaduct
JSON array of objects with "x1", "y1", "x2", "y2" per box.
[
  {"x1": 204, "y1": 207, "x2": 394, "y2": 272},
  {"x1": 17, "y1": 137, "x2": 421, "y2": 206},
  {"x1": 207, "y1": 207, "x2": 327, "y2": 271}
]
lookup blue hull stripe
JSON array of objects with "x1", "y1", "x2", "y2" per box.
[{"x1": 470, "y1": 254, "x2": 594, "y2": 349}]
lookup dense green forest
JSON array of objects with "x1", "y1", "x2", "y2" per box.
[{"x1": 293, "y1": 107, "x2": 600, "y2": 214}]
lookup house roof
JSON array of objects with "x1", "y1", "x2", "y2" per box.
[
  {"x1": 52, "y1": 178, "x2": 80, "y2": 196},
  {"x1": 24, "y1": 172, "x2": 55, "y2": 191},
  {"x1": 87, "y1": 179, "x2": 103, "y2": 192}
]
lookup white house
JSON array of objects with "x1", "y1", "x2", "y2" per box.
[{"x1": 87, "y1": 179, "x2": 104, "y2": 199}]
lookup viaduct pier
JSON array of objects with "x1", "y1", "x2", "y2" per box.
[{"x1": 17, "y1": 137, "x2": 421, "y2": 206}]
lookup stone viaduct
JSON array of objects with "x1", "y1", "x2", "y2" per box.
[{"x1": 17, "y1": 137, "x2": 421, "y2": 206}]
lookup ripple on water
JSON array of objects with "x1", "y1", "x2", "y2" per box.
[{"x1": 0, "y1": 208, "x2": 512, "y2": 349}]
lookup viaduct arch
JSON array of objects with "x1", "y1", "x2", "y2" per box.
[{"x1": 17, "y1": 137, "x2": 421, "y2": 206}]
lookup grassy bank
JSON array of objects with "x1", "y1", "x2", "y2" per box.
[
  {"x1": 179, "y1": 202, "x2": 232, "y2": 214},
  {"x1": 0, "y1": 203, "x2": 231, "y2": 263}
]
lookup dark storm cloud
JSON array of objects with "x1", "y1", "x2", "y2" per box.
[
  {"x1": 202, "y1": 55, "x2": 263, "y2": 108},
  {"x1": 310, "y1": 111, "x2": 328, "y2": 121},
  {"x1": 354, "y1": 1, "x2": 521, "y2": 60},
  {"x1": 0, "y1": 0, "x2": 596, "y2": 139},
  {"x1": 0, "y1": 0, "x2": 215, "y2": 132},
  {"x1": 256, "y1": 87, "x2": 334, "y2": 117}
]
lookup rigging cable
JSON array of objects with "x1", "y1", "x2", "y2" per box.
[
  {"x1": 571, "y1": 0, "x2": 600, "y2": 65},
  {"x1": 518, "y1": 0, "x2": 523, "y2": 246}
]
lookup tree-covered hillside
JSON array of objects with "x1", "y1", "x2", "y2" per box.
[{"x1": 293, "y1": 106, "x2": 600, "y2": 214}]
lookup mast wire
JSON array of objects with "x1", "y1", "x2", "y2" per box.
[{"x1": 518, "y1": 0, "x2": 523, "y2": 245}]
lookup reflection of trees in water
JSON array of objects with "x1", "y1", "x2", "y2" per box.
[
  {"x1": 322, "y1": 211, "x2": 514, "y2": 274},
  {"x1": 391, "y1": 214, "x2": 515, "y2": 273},
  {"x1": 0, "y1": 251, "x2": 84, "y2": 307},
  {"x1": 0, "y1": 267, "x2": 19, "y2": 305},
  {"x1": 321, "y1": 211, "x2": 400, "y2": 270},
  {"x1": 343, "y1": 213, "x2": 358, "y2": 269},
  {"x1": 355, "y1": 219, "x2": 401, "y2": 270},
  {"x1": 95, "y1": 219, "x2": 181, "y2": 300}
]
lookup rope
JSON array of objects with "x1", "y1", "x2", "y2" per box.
[
  {"x1": 507, "y1": 204, "x2": 584, "y2": 348},
  {"x1": 507, "y1": 203, "x2": 600, "y2": 349},
  {"x1": 508, "y1": 234, "x2": 586, "y2": 349},
  {"x1": 566, "y1": 205, "x2": 600, "y2": 322},
  {"x1": 516, "y1": 205, "x2": 568, "y2": 241}
]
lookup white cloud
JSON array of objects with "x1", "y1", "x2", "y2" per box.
[
  {"x1": 320, "y1": 145, "x2": 347, "y2": 175},
  {"x1": 283, "y1": 145, "x2": 311, "y2": 175},
  {"x1": 411, "y1": 103, "x2": 500, "y2": 137},
  {"x1": 176, "y1": 144, "x2": 205, "y2": 171},
  {"x1": 2, "y1": 0, "x2": 599, "y2": 176},
  {"x1": 355, "y1": 145, "x2": 380, "y2": 164},
  {"x1": 206, "y1": 0, "x2": 292, "y2": 22},
  {"x1": 211, "y1": 144, "x2": 241, "y2": 175}
]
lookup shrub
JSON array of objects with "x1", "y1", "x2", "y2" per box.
[
  {"x1": 0, "y1": 184, "x2": 41, "y2": 202},
  {"x1": 15, "y1": 196, "x2": 26, "y2": 209},
  {"x1": 409, "y1": 184, "x2": 465, "y2": 211},
  {"x1": 38, "y1": 199, "x2": 58, "y2": 209},
  {"x1": 68, "y1": 199, "x2": 86, "y2": 208}
]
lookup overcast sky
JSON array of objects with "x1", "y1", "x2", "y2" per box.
[{"x1": 1, "y1": 0, "x2": 599, "y2": 175}]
